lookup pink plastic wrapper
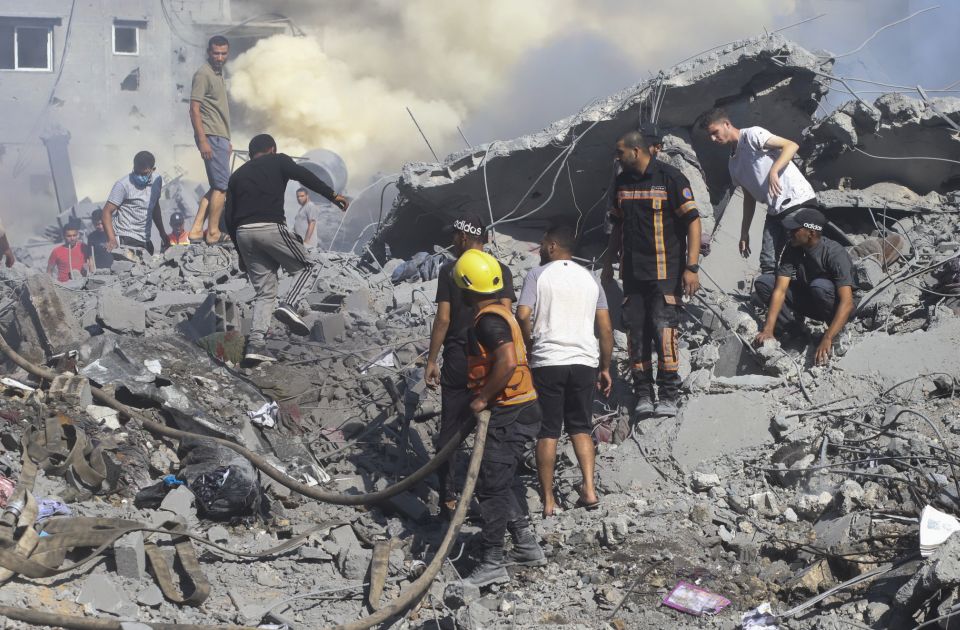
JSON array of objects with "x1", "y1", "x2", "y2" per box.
[
  {"x1": 0, "y1": 474, "x2": 16, "y2": 508},
  {"x1": 662, "y1": 581, "x2": 731, "y2": 616}
]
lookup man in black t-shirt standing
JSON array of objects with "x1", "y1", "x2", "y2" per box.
[
  {"x1": 601, "y1": 125, "x2": 702, "y2": 418},
  {"x1": 425, "y1": 214, "x2": 515, "y2": 518},
  {"x1": 753, "y1": 207, "x2": 855, "y2": 366}
]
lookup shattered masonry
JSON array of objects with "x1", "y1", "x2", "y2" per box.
[{"x1": 0, "y1": 33, "x2": 959, "y2": 630}]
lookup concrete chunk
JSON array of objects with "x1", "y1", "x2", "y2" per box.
[
  {"x1": 49, "y1": 374, "x2": 92, "y2": 408},
  {"x1": 97, "y1": 289, "x2": 146, "y2": 335},
  {"x1": 77, "y1": 574, "x2": 127, "y2": 614},
  {"x1": 114, "y1": 531, "x2": 145, "y2": 579},
  {"x1": 311, "y1": 312, "x2": 346, "y2": 343},
  {"x1": 22, "y1": 273, "x2": 83, "y2": 354}
]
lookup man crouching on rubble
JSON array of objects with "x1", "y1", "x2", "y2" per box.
[
  {"x1": 225, "y1": 133, "x2": 349, "y2": 363},
  {"x1": 453, "y1": 249, "x2": 546, "y2": 587},
  {"x1": 753, "y1": 207, "x2": 855, "y2": 366}
]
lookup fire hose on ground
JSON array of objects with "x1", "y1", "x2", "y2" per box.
[{"x1": 0, "y1": 331, "x2": 492, "y2": 630}]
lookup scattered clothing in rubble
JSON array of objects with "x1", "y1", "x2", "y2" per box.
[
  {"x1": 391, "y1": 251, "x2": 451, "y2": 284},
  {"x1": 36, "y1": 498, "x2": 72, "y2": 521},
  {"x1": 135, "y1": 438, "x2": 263, "y2": 520},
  {"x1": 0, "y1": 474, "x2": 14, "y2": 507}
]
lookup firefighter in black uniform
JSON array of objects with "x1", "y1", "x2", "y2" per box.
[{"x1": 601, "y1": 124, "x2": 702, "y2": 418}]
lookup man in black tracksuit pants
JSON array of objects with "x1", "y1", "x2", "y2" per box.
[
  {"x1": 602, "y1": 124, "x2": 702, "y2": 418},
  {"x1": 224, "y1": 133, "x2": 348, "y2": 363}
]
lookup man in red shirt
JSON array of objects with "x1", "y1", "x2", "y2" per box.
[{"x1": 47, "y1": 225, "x2": 87, "y2": 282}]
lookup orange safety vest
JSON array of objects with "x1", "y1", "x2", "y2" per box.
[{"x1": 467, "y1": 303, "x2": 537, "y2": 406}]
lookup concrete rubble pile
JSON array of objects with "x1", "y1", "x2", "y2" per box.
[{"x1": 0, "y1": 35, "x2": 958, "y2": 630}]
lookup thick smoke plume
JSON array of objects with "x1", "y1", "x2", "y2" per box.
[{"x1": 230, "y1": 1, "x2": 794, "y2": 186}]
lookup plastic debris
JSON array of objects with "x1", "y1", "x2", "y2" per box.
[
  {"x1": 248, "y1": 401, "x2": 279, "y2": 428},
  {"x1": 920, "y1": 505, "x2": 960, "y2": 557},
  {"x1": 742, "y1": 602, "x2": 779, "y2": 628},
  {"x1": 662, "y1": 581, "x2": 731, "y2": 616}
]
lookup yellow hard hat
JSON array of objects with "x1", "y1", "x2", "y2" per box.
[{"x1": 453, "y1": 249, "x2": 503, "y2": 294}]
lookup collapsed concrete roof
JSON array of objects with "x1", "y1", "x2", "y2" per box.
[
  {"x1": 382, "y1": 35, "x2": 833, "y2": 257},
  {"x1": 803, "y1": 93, "x2": 960, "y2": 195}
]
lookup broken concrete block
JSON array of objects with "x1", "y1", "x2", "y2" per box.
[
  {"x1": 795, "y1": 491, "x2": 834, "y2": 520},
  {"x1": 690, "y1": 471, "x2": 721, "y2": 492},
  {"x1": 114, "y1": 531, "x2": 145, "y2": 579},
  {"x1": 77, "y1": 574, "x2": 128, "y2": 614},
  {"x1": 339, "y1": 546, "x2": 372, "y2": 581},
  {"x1": 180, "y1": 293, "x2": 240, "y2": 340},
  {"x1": 49, "y1": 374, "x2": 93, "y2": 407},
  {"x1": 444, "y1": 582, "x2": 482, "y2": 609},
  {"x1": 87, "y1": 404, "x2": 120, "y2": 430},
  {"x1": 311, "y1": 312, "x2": 346, "y2": 343},
  {"x1": 22, "y1": 273, "x2": 83, "y2": 354},
  {"x1": 343, "y1": 288, "x2": 371, "y2": 313},
  {"x1": 793, "y1": 559, "x2": 835, "y2": 595},
  {"x1": 206, "y1": 525, "x2": 230, "y2": 544},
  {"x1": 97, "y1": 289, "x2": 146, "y2": 335},
  {"x1": 600, "y1": 515, "x2": 630, "y2": 547},
  {"x1": 159, "y1": 486, "x2": 196, "y2": 519},
  {"x1": 136, "y1": 584, "x2": 163, "y2": 608}
]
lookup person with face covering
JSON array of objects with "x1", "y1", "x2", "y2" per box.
[{"x1": 102, "y1": 150, "x2": 169, "y2": 255}]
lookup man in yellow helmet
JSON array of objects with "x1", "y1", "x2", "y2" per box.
[{"x1": 453, "y1": 248, "x2": 545, "y2": 587}]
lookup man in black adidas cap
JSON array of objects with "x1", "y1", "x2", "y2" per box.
[
  {"x1": 753, "y1": 206, "x2": 855, "y2": 365},
  {"x1": 425, "y1": 214, "x2": 516, "y2": 518}
]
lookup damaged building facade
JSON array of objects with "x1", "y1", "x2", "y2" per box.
[
  {"x1": 0, "y1": 0, "x2": 285, "y2": 222},
  {"x1": 0, "y1": 28, "x2": 958, "y2": 630}
]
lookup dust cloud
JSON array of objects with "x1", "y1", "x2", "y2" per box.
[{"x1": 229, "y1": 1, "x2": 794, "y2": 185}]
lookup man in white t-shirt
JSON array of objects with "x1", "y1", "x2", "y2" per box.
[
  {"x1": 516, "y1": 224, "x2": 613, "y2": 517},
  {"x1": 701, "y1": 108, "x2": 816, "y2": 274}
]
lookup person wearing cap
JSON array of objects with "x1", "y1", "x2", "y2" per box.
[
  {"x1": 602, "y1": 125, "x2": 702, "y2": 418},
  {"x1": 700, "y1": 107, "x2": 817, "y2": 274},
  {"x1": 102, "y1": 151, "x2": 170, "y2": 256},
  {"x1": 452, "y1": 248, "x2": 545, "y2": 587},
  {"x1": 425, "y1": 214, "x2": 516, "y2": 520},
  {"x1": 224, "y1": 133, "x2": 349, "y2": 364},
  {"x1": 516, "y1": 223, "x2": 613, "y2": 517},
  {"x1": 168, "y1": 212, "x2": 191, "y2": 246},
  {"x1": 85, "y1": 209, "x2": 113, "y2": 271},
  {"x1": 753, "y1": 206, "x2": 855, "y2": 366}
]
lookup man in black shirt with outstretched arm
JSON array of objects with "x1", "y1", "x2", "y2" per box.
[{"x1": 225, "y1": 134, "x2": 348, "y2": 363}]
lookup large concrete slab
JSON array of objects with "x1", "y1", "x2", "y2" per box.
[
  {"x1": 672, "y1": 391, "x2": 775, "y2": 469},
  {"x1": 382, "y1": 35, "x2": 831, "y2": 257},
  {"x1": 838, "y1": 318, "x2": 960, "y2": 387}
]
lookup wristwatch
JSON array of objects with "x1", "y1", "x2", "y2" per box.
[{"x1": 686, "y1": 263, "x2": 700, "y2": 273}]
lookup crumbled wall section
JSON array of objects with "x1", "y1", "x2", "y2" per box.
[
  {"x1": 803, "y1": 93, "x2": 960, "y2": 194},
  {"x1": 382, "y1": 35, "x2": 832, "y2": 257}
]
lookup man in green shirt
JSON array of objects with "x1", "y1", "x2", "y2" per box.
[{"x1": 188, "y1": 35, "x2": 232, "y2": 246}]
